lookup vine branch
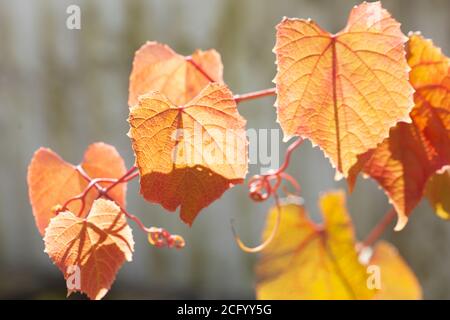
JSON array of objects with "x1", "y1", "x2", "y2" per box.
[
  {"x1": 185, "y1": 55, "x2": 277, "y2": 105},
  {"x1": 57, "y1": 164, "x2": 184, "y2": 249},
  {"x1": 100, "y1": 165, "x2": 138, "y2": 198},
  {"x1": 63, "y1": 54, "x2": 397, "y2": 254},
  {"x1": 361, "y1": 208, "x2": 397, "y2": 248},
  {"x1": 233, "y1": 88, "x2": 276, "y2": 103}
]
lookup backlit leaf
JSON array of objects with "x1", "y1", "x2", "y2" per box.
[
  {"x1": 27, "y1": 143, "x2": 127, "y2": 235},
  {"x1": 256, "y1": 191, "x2": 421, "y2": 299},
  {"x1": 256, "y1": 191, "x2": 372, "y2": 299},
  {"x1": 128, "y1": 83, "x2": 248, "y2": 225},
  {"x1": 44, "y1": 199, "x2": 134, "y2": 300},
  {"x1": 274, "y1": 1, "x2": 413, "y2": 178},
  {"x1": 348, "y1": 33, "x2": 450, "y2": 230},
  {"x1": 128, "y1": 41, "x2": 223, "y2": 107},
  {"x1": 425, "y1": 168, "x2": 450, "y2": 220}
]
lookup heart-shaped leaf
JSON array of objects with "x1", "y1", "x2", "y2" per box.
[
  {"x1": 128, "y1": 41, "x2": 223, "y2": 107},
  {"x1": 27, "y1": 143, "x2": 127, "y2": 235},
  {"x1": 274, "y1": 1, "x2": 413, "y2": 178},
  {"x1": 128, "y1": 83, "x2": 248, "y2": 225},
  {"x1": 44, "y1": 199, "x2": 134, "y2": 300}
]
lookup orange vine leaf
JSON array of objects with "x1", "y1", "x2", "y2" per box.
[
  {"x1": 44, "y1": 199, "x2": 134, "y2": 300},
  {"x1": 274, "y1": 1, "x2": 413, "y2": 178},
  {"x1": 255, "y1": 191, "x2": 421, "y2": 300},
  {"x1": 128, "y1": 41, "x2": 223, "y2": 107},
  {"x1": 348, "y1": 33, "x2": 450, "y2": 230},
  {"x1": 27, "y1": 142, "x2": 127, "y2": 235},
  {"x1": 128, "y1": 83, "x2": 248, "y2": 225}
]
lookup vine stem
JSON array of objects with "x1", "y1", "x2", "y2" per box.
[
  {"x1": 58, "y1": 164, "x2": 184, "y2": 249},
  {"x1": 116, "y1": 202, "x2": 185, "y2": 249},
  {"x1": 60, "y1": 177, "x2": 116, "y2": 215},
  {"x1": 361, "y1": 208, "x2": 397, "y2": 248},
  {"x1": 100, "y1": 165, "x2": 138, "y2": 197},
  {"x1": 233, "y1": 87, "x2": 276, "y2": 103},
  {"x1": 185, "y1": 55, "x2": 277, "y2": 105}
]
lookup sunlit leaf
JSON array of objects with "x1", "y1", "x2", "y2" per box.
[
  {"x1": 128, "y1": 83, "x2": 248, "y2": 225},
  {"x1": 256, "y1": 191, "x2": 373, "y2": 299},
  {"x1": 274, "y1": 1, "x2": 413, "y2": 178},
  {"x1": 256, "y1": 191, "x2": 421, "y2": 299},
  {"x1": 348, "y1": 33, "x2": 450, "y2": 230},
  {"x1": 27, "y1": 143, "x2": 127, "y2": 235},
  {"x1": 128, "y1": 41, "x2": 223, "y2": 107},
  {"x1": 44, "y1": 199, "x2": 134, "y2": 300}
]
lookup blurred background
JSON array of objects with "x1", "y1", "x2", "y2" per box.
[{"x1": 0, "y1": 0, "x2": 449, "y2": 299}]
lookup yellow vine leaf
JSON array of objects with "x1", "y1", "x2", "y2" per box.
[
  {"x1": 256, "y1": 191, "x2": 421, "y2": 299},
  {"x1": 256, "y1": 191, "x2": 372, "y2": 299}
]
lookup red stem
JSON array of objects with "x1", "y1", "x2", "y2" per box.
[
  {"x1": 101, "y1": 165, "x2": 138, "y2": 197},
  {"x1": 68, "y1": 165, "x2": 184, "y2": 249},
  {"x1": 123, "y1": 171, "x2": 139, "y2": 182},
  {"x1": 185, "y1": 55, "x2": 277, "y2": 105},
  {"x1": 233, "y1": 87, "x2": 276, "y2": 104},
  {"x1": 361, "y1": 208, "x2": 396, "y2": 248},
  {"x1": 60, "y1": 177, "x2": 116, "y2": 215},
  {"x1": 115, "y1": 202, "x2": 184, "y2": 248}
]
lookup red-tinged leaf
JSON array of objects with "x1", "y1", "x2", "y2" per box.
[
  {"x1": 128, "y1": 41, "x2": 223, "y2": 107},
  {"x1": 348, "y1": 33, "x2": 450, "y2": 230},
  {"x1": 274, "y1": 1, "x2": 413, "y2": 178},
  {"x1": 44, "y1": 199, "x2": 134, "y2": 300},
  {"x1": 128, "y1": 83, "x2": 248, "y2": 225},
  {"x1": 27, "y1": 143, "x2": 127, "y2": 235}
]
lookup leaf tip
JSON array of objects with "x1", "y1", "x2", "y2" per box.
[
  {"x1": 94, "y1": 288, "x2": 109, "y2": 300},
  {"x1": 334, "y1": 170, "x2": 344, "y2": 181},
  {"x1": 394, "y1": 215, "x2": 408, "y2": 231}
]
